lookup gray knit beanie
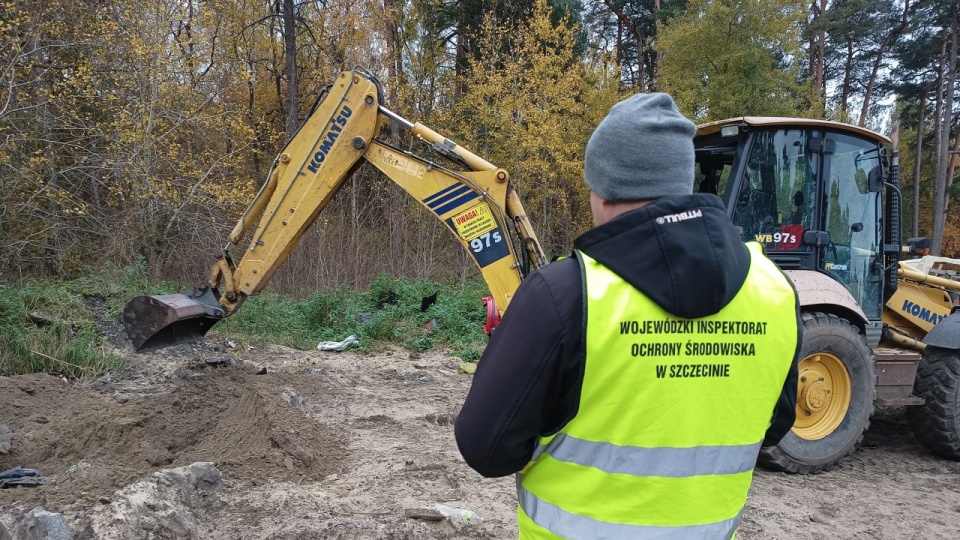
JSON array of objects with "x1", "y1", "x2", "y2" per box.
[{"x1": 584, "y1": 93, "x2": 696, "y2": 201}]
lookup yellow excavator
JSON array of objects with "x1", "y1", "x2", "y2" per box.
[
  {"x1": 123, "y1": 69, "x2": 547, "y2": 351},
  {"x1": 125, "y1": 69, "x2": 960, "y2": 474}
]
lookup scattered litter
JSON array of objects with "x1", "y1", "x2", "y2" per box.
[
  {"x1": 65, "y1": 460, "x2": 91, "y2": 474},
  {"x1": 256, "y1": 367, "x2": 268, "y2": 375},
  {"x1": 0, "y1": 467, "x2": 47, "y2": 489},
  {"x1": 0, "y1": 477, "x2": 47, "y2": 488},
  {"x1": 457, "y1": 362, "x2": 477, "y2": 375},
  {"x1": 434, "y1": 504, "x2": 481, "y2": 524},
  {"x1": 420, "y1": 291, "x2": 439, "y2": 312},
  {"x1": 422, "y1": 318, "x2": 438, "y2": 332},
  {"x1": 0, "y1": 467, "x2": 40, "y2": 481},
  {"x1": 226, "y1": 339, "x2": 237, "y2": 348},
  {"x1": 357, "y1": 312, "x2": 373, "y2": 323},
  {"x1": 318, "y1": 335, "x2": 360, "y2": 352},
  {"x1": 205, "y1": 355, "x2": 242, "y2": 368}
]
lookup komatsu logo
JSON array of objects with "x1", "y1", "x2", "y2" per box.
[
  {"x1": 307, "y1": 105, "x2": 353, "y2": 173},
  {"x1": 901, "y1": 299, "x2": 945, "y2": 325},
  {"x1": 656, "y1": 209, "x2": 703, "y2": 225}
]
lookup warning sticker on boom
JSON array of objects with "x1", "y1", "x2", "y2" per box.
[
  {"x1": 380, "y1": 149, "x2": 426, "y2": 179},
  {"x1": 452, "y1": 203, "x2": 496, "y2": 241}
]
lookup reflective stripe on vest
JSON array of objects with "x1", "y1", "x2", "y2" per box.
[
  {"x1": 529, "y1": 433, "x2": 763, "y2": 477},
  {"x1": 518, "y1": 478, "x2": 742, "y2": 540},
  {"x1": 517, "y1": 243, "x2": 798, "y2": 539}
]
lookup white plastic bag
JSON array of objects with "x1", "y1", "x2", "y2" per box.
[{"x1": 317, "y1": 335, "x2": 360, "y2": 351}]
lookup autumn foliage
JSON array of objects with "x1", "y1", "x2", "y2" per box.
[{"x1": 1, "y1": 0, "x2": 957, "y2": 296}]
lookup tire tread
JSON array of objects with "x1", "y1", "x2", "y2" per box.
[
  {"x1": 907, "y1": 347, "x2": 960, "y2": 459},
  {"x1": 759, "y1": 312, "x2": 877, "y2": 474}
]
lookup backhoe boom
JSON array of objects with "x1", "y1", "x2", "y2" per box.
[{"x1": 123, "y1": 69, "x2": 546, "y2": 351}]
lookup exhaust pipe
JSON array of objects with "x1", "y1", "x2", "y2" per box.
[{"x1": 123, "y1": 286, "x2": 226, "y2": 351}]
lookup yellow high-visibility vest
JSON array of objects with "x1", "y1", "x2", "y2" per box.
[{"x1": 517, "y1": 243, "x2": 798, "y2": 539}]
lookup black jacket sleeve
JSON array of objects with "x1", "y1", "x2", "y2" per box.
[
  {"x1": 454, "y1": 260, "x2": 583, "y2": 478},
  {"x1": 762, "y1": 300, "x2": 803, "y2": 446}
]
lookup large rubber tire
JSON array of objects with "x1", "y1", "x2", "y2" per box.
[
  {"x1": 907, "y1": 346, "x2": 960, "y2": 459},
  {"x1": 759, "y1": 312, "x2": 877, "y2": 474}
]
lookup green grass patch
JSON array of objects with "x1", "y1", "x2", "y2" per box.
[
  {"x1": 1, "y1": 261, "x2": 492, "y2": 378},
  {"x1": 212, "y1": 272, "x2": 490, "y2": 360},
  {"x1": 0, "y1": 280, "x2": 125, "y2": 378}
]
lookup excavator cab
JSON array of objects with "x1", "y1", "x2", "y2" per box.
[
  {"x1": 696, "y1": 118, "x2": 960, "y2": 474},
  {"x1": 695, "y1": 118, "x2": 902, "y2": 474},
  {"x1": 695, "y1": 119, "x2": 892, "y2": 322}
]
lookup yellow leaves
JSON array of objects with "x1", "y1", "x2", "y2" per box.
[
  {"x1": 658, "y1": 0, "x2": 814, "y2": 121},
  {"x1": 444, "y1": 0, "x2": 622, "y2": 247}
]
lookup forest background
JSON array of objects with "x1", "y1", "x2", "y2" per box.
[{"x1": 2, "y1": 0, "x2": 959, "y2": 296}]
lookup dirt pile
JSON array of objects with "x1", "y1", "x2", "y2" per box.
[
  {"x1": 3, "y1": 344, "x2": 960, "y2": 538},
  {"x1": 0, "y1": 366, "x2": 346, "y2": 510}
]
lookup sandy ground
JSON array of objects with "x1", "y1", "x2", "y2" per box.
[{"x1": 2, "y1": 335, "x2": 960, "y2": 539}]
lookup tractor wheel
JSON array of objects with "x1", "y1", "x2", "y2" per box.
[
  {"x1": 907, "y1": 346, "x2": 960, "y2": 459},
  {"x1": 759, "y1": 312, "x2": 876, "y2": 474}
]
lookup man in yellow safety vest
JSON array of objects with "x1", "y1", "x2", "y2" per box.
[{"x1": 455, "y1": 92, "x2": 801, "y2": 539}]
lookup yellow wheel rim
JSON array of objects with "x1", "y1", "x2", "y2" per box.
[{"x1": 792, "y1": 352, "x2": 852, "y2": 440}]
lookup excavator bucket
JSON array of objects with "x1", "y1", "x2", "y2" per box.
[{"x1": 122, "y1": 288, "x2": 226, "y2": 351}]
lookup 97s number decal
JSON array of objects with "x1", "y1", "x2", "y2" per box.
[
  {"x1": 470, "y1": 231, "x2": 503, "y2": 253},
  {"x1": 448, "y1": 203, "x2": 511, "y2": 268},
  {"x1": 754, "y1": 232, "x2": 798, "y2": 244}
]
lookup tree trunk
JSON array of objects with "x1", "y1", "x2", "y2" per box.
[
  {"x1": 840, "y1": 39, "x2": 853, "y2": 116},
  {"x1": 652, "y1": 0, "x2": 661, "y2": 90},
  {"x1": 859, "y1": 0, "x2": 909, "y2": 126},
  {"x1": 246, "y1": 54, "x2": 263, "y2": 184},
  {"x1": 282, "y1": 0, "x2": 299, "y2": 139},
  {"x1": 931, "y1": 53, "x2": 945, "y2": 239},
  {"x1": 808, "y1": 5, "x2": 817, "y2": 91},
  {"x1": 604, "y1": 0, "x2": 645, "y2": 92},
  {"x1": 945, "y1": 134, "x2": 960, "y2": 214},
  {"x1": 382, "y1": 0, "x2": 402, "y2": 144},
  {"x1": 383, "y1": 0, "x2": 401, "y2": 92},
  {"x1": 455, "y1": 31, "x2": 468, "y2": 96},
  {"x1": 913, "y1": 92, "x2": 926, "y2": 238},
  {"x1": 815, "y1": 0, "x2": 827, "y2": 95},
  {"x1": 943, "y1": 4, "x2": 960, "y2": 217},
  {"x1": 808, "y1": 0, "x2": 824, "y2": 102},
  {"x1": 932, "y1": 7, "x2": 957, "y2": 255},
  {"x1": 382, "y1": 0, "x2": 405, "y2": 274},
  {"x1": 616, "y1": 20, "x2": 623, "y2": 82}
]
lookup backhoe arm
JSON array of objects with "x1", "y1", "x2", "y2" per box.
[{"x1": 123, "y1": 69, "x2": 547, "y2": 351}]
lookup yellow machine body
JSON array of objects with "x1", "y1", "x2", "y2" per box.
[{"x1": 123, "y1": 70, "x2": 546, "y2": 351}]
